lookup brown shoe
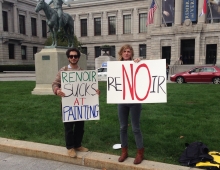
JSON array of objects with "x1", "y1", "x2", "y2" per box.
[
  {"x1": 118, "y1": 147, "x2": 128, "y2": 162},
  {"x1": 134, "y1": 148, "x2": 144, "y2": 164},
  {"x1": 67, "y1": 148, "x2": 76, "y2": 158},
  {"x1": 75, "y1": 146, "x2": 89, "y2": 152}
]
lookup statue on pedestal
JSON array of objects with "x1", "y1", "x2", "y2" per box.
[{"x1": 35, "y1": 0, "x2": 74, "y2": 48}]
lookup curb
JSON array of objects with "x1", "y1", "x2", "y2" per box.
[{"x1": 0, "y1": 137, "x2": 201, "y2": 170}]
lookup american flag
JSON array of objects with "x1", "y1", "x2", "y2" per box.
[{"x1": 146, "y1": 0, "x2": 157, "y2": 26}]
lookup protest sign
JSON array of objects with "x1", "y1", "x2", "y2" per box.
[
  {"x1": 107, "y1": 59, "x2": 167, "y2": 103},
  {"x1": 61, "y1": 70, "x2": 99, "y2": 122}
]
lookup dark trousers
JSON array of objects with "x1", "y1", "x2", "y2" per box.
[
  {"x1": 64, "y1": 121, "x2": 84, "y2": 149},
  {"x1": 117, "y1": 104, "x2": 143, "y2": 149}
]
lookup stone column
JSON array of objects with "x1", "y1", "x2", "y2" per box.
[
  {"x1": 88, "y1": 13, "x2": 92, "y2": 37},
  {"x1": 102, "y1": 12, "x2": 108, "y2": 36},
  {"x1": 194, "y1": 36, "x2": 200, "y2": 65},
  {"x1": 154, "y1": 0, "x2": 161, "y2": 27},
  {"x1": 75, "y1": 15, "x2": 80, "y2": 37},
  {"x1": 38, "y1": 14, "x2": 42, "y2": 39},
  {"x1": 0, "y1": 0, "x2": 3, "y2": 31},
  {"x1": 133, "y1": 8, "x2": 138, "y2": 34},
  {"x1": 174, "y1": 0, "x2": 182, "y2": 25},
  {"x1": 13, "y1": 3, "x2": 18, "y2": 33},
  {"x1": 118, "y1": 10, "x2": 123, "y2": 35},
  {"x1": 198, "y1": 0, "x2": 205, "y2": 23}
]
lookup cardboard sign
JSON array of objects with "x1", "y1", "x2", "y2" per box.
[
  {"x1": 107, "y1": 59, "x2": 167, "y2": 103},
  {"x1": 61, "y1": 70, "x2": 99, "y2": 122}
]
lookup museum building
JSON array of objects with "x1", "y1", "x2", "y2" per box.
[
  {"x1": 0, "y1": 0, "x2": 47, "y2": 65},
  {"x1": 63, "y1": 0, "x2": 220, "y2": 69}
]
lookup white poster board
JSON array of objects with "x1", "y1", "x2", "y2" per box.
[
  {"x1": 107, "y1": 59, "x2": 167, "y2": 103},
  {"x1": 61, "y1": 70, "x2": 99, "y2": 122}
]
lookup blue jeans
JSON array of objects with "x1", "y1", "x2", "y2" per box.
[{"x1": 117, "y1": 104, "x2": 143, "y2": 149}]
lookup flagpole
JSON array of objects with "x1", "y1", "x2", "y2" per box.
[
  {"x1": 154, "y1": 0, "x2": 167, "y2": 27},
  {"x1": 208, "y1": 1, "x2": 213, "y2": 23}
]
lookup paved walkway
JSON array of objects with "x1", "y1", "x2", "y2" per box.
[
  {"x1": 0, "y1": 151, "x2": 100, "y2": 170},
  {"x1": 0, "y1": 72, "x2": 36, "y2": 81},
  {"x1": 0, "y1": 137, "x2": 200, "y2": 170}
]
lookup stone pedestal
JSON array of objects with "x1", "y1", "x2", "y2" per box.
[
  {"x1": 32, "y1": 48, "x2": 87, "y2": 95},
  {"x1": 95, "y1": 55, "x2": 116, "y2": 69}
]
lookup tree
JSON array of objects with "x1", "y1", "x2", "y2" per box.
[{"x1": 44, "y1": 29, "x2": 84, "y2": 52}]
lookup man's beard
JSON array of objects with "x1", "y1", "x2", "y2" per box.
[{"x1": 69, "y1": 60, "x2": 78, "y2": 65}]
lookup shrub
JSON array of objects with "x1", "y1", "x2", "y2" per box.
[{"x1": 0, "y1": 65, "x2": 35, "y2": 72}]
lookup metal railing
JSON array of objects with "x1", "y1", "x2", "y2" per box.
[{"x1": 170, "y1": 60, "x2": 180, "y2": 75}]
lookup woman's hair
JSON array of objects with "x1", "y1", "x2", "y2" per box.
[{"x1": 118, "y1": 44, "x2": 134, "y2": 61}]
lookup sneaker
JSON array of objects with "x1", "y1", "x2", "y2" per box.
[
  {"x1": 75, "y1": 146, "x2": 89, "y2": 152},
  {"x1": 67, "y1": 148, "x2": 76, "y2": 157}
]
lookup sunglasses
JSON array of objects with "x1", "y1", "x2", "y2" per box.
[{"x1": 68, "y1": 55, "x2": 79, "y2": 59}]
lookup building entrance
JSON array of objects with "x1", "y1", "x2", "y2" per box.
[
  {"x1": 181, "y1": 39, "x2": 195, "y2": 65},
  {"x1": 162, "y1": 46, "x2": 171, "y2": 64},
  {"x1": 206, "y1": 44, "x2": 217, "y2": 65}
]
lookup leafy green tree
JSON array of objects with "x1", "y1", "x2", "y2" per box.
[{"x1": 44, "y1": 29, "x2": 84, "y2": 52}]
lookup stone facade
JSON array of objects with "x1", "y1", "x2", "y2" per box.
[
  {"x1": 63, "y1": 0, "x2": 220, "y2": 69},
  {"x1": 0, "y1": 0, "x2": 47, "y2": 65}
]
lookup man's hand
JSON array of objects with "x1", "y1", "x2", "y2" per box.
[{"x1": 57, "y1": 89, "x2": 65, "y2": 97}]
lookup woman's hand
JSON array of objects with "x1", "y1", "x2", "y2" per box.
[
  {"x1": 133, "y1": 58, "x2": 141, "y2": 63},
  {"x1": 96, "y1": 89, "x2": 101, "y2": 95}
]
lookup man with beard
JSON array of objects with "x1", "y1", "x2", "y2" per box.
[{"x1": 52, "y1": 48, "x2": 100, "y2": 158}]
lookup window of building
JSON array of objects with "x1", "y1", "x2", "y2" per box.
[
  {"x1": 33, "y1": 47, "x2": 38, "y2": 60},
  {"x1": 109, "y1": 46, "x2": 115, "y2": 57},
  {"x1": 139, "y1": 13, "x2": 147, "y2": 33},
  {"x1": 81, "y1": 47, "x2": 88, "y2": 59},
  {"x1": 8, "y1": 44, "x2": 14, "y2": 59},
  {"x1": 19, "y1": 15, "x2": 26, "y2": 34},
  {"x1": 95, "y1": 46, "x2": 101, "y2": 58},
  {"x1": 94, "y1": 18, "x2": 101, "y2": 36},
  {"x1": 108, "y1": 16, "x2": 116, "y2": 35},
  {"x1": 81, "y1": 19, "x2": 87, "y2": 37},
  {"x1": 139, "y1": 44, "x2": 146, "y2": 58},
  {"x1": 163, "y1": 0, "x2": 175, "y2": 25},
  {"x1": 81, "y1": 47, "x2": 88, "y2": 55},
  {"x1": 2, "y1": 11, "x2": 8, "y2": 32},
  {"x1": 42, "y1": 20, "x2": 47, "y2": 38},
  {"x1": 123, "y1": 15, "x2": 131, "y2": 34},
  {"x1": 207, "y1": 19, "x2": 220, "y2": 23},
  {"x1": 21, "y1": 46, "x2": 27, "y2": 60},
  {"x1": 31, "y1": 18, "x2": 37, "y2": 36}
]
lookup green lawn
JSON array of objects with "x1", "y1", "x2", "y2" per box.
[{"x1": 0, "y1": 81, "x2": 220, "y2": 165}]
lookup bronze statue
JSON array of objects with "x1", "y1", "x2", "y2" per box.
[
  {"x1": 48, "y1": 0, "x2": 70, "y2": 32},
  {"x1": 35, "y1": 0, "x2": 74, "y2": 48}
]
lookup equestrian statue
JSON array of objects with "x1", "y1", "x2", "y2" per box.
[{"x1": 35, "y1": 0, "x2": 74, "y2": 48}]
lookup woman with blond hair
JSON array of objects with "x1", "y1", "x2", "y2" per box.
[{"x1": 117, "y1": 44, "x2": 144, "y2": 164}]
